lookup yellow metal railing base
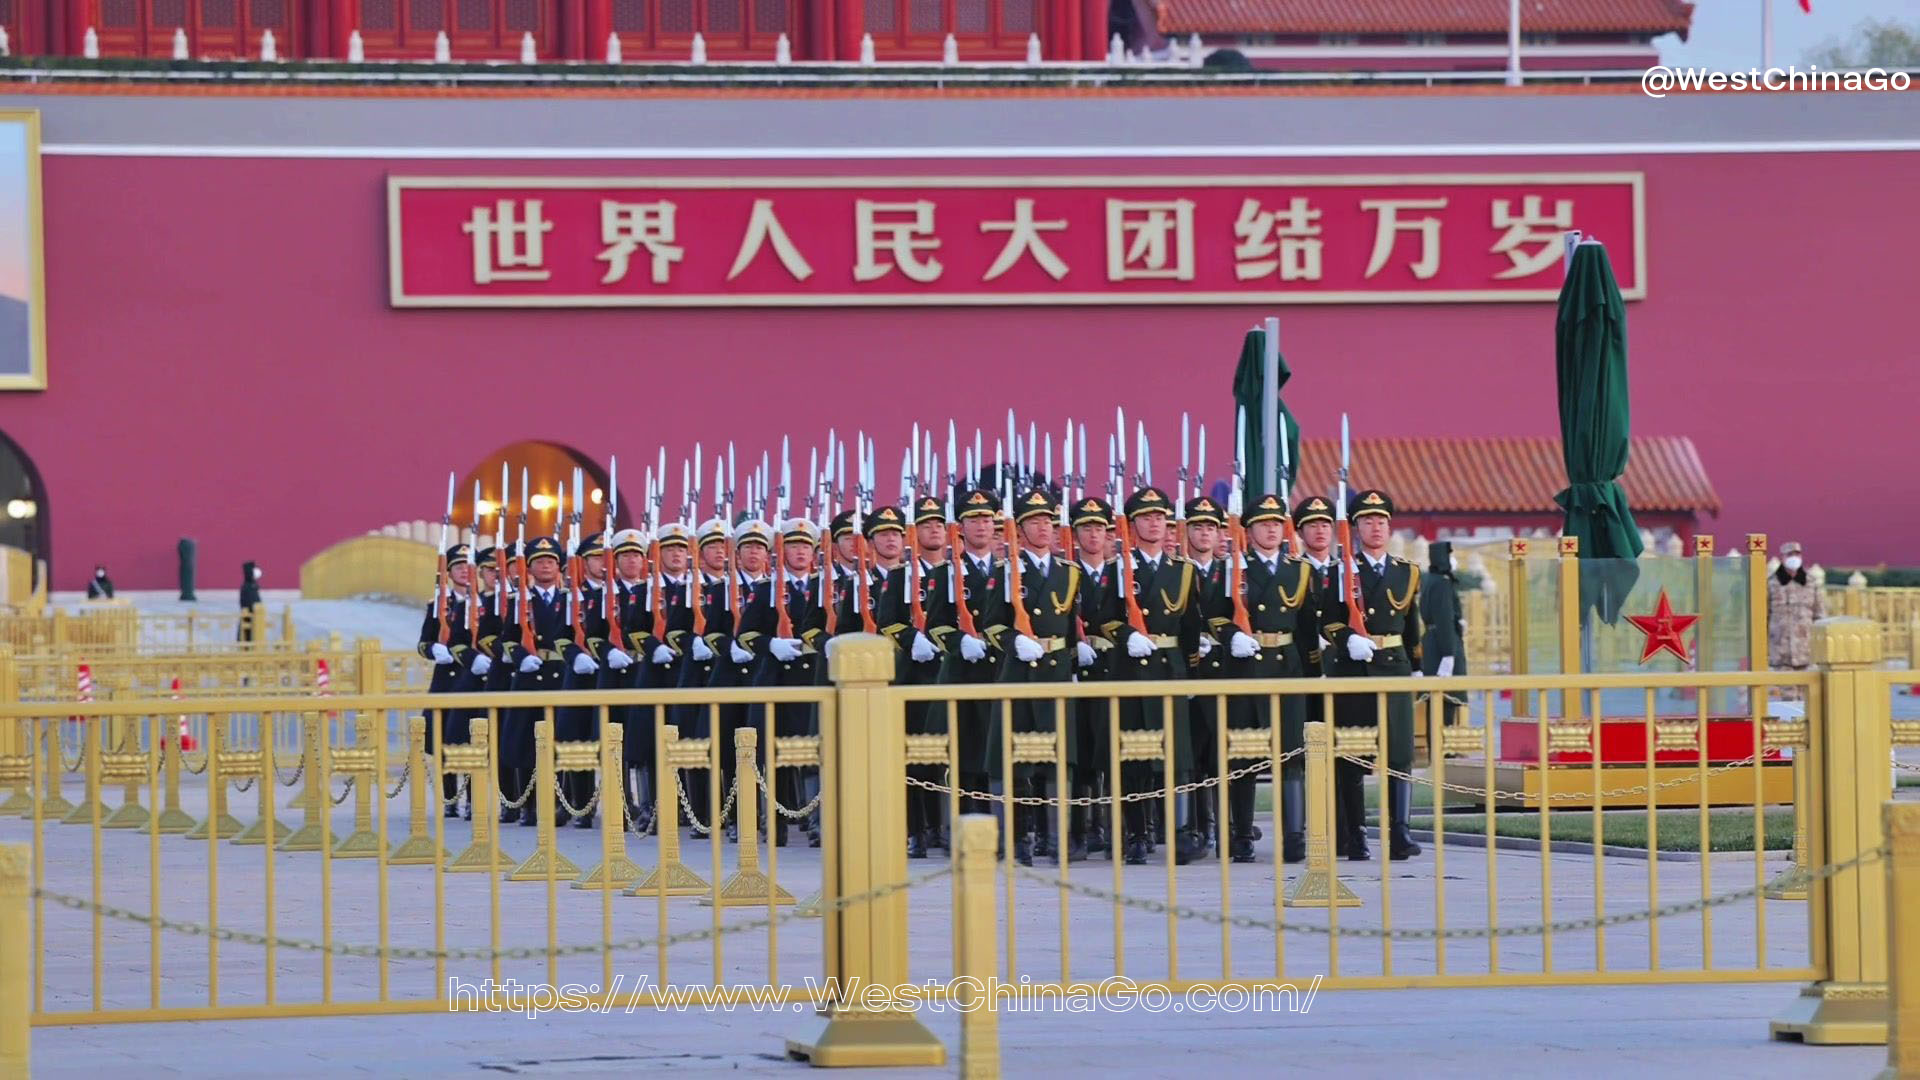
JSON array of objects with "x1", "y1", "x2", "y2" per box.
[
  {"x1": 1770, "y1": 982, "x2": 1889, "y2": 1045},
  {"x1": 387, "y1": 834, "x2": 442, "y2": 865},
  {"x1": 184, "y1": 813, "x2": 246, "y2": 840},
  {"x1": 442, "y1": 843, "x2": 518, "y2": 874},
  {"x1": 58, "y1": 799, "x2": 110, "y2": 826},
  {"x1": 506, "y1": 847, "x2": 581, "y2": 883},
  {"x1": 36, "y1": 792, "x2": 74, "y2": 819},
  {"x1": 573, "y1": 855, "x2": 644, "y2": 891},
  {"x1": 626, "y1": 860, "x2": 710, "y2": 897},
  {"x1": 101, "y1": 801, "x2": 150, "y2": 830},
  {"x1": 274, "y1": 823, "x2": 330, "y2": 852},
  {"x1": 151, "y1": 808, "x2": 197, "y2": 834},
  {"x1": 1282, "y1": 869, "x2": 1363, "y2": 909},
  {"x1": 0, "y1": 788, "x2": 31, "y2": 817},
  {"x1": 230, "y1": 815, "x2": 293, "y2": 846},
  {"x1": 331, "y1": 830, "x2": 383, "y2": 859},
  {"x1": 786, "y1": 1006, "x2": 947, "y2": 1067},
  {"x1": 795, "y1": 889, "x2": 823, "y2": 918},
  {"x1": 700, "y1": 869, "x2": 796, "y2": 907}
]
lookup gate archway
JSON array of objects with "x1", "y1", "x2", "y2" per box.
[
  {"x1": 457, "y1": 441, "x2": 628, "y2": 548},
  {"x1": 0, "y1": 427, "x2": 46, "y2": 584}
]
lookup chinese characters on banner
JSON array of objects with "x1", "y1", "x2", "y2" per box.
[{"x1": 387, "y1": 174, "x2": 1645, "y2": 307}]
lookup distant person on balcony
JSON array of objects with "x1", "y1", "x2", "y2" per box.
[
  {"x1": 86, "y1": 565, "x2": 115, "y2": 600},
  {"x1": 238, "y1": 560, "x2": 262, "y2": 641},
  {"x1": 1768, "y1": 542, "x2": 1824, "y2": 673}
]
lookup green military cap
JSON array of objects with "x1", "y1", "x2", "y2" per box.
[
  {"x1": 444, "y1": 543, "x2": 474, "y2": 566},
  {"x1": 475, "y1": 545, "x2": 497, "y2": 564},
  {"x1": 1183, "y1": 495, "x2": 1225, "y2": 526},
  {"x1": 1123, "y1": 486, "x2": 1172, "y2": 519},
  {"x1": 1349, "y1": 489, "x2": 1394, "y2": 519},
  {"x1": 1014, "y1": 487, "x2": 1058, "y2": 524},
  {"x1": 524, "y1": 535, "x2": 563, "y2": 564},
  {"x1": 913, "y1": 496, "x2": 946, "y2": 526},
  {"x1": 1243, "y1": 493, "x2": 1289, "y2": 528},
  {"x1": 575, "y1": 532, "x2": 606, "y2": 559},
  {"x1": 864, "y1": 505, "x2": 907, "y2": 537},
  {"x1": 1292, "y1": 495, "x2": 1334, "y2": 528},
  {"x1": 829, "y1": 509, "x2": 858, "y2": 540},
  {"x1": 956, "y1": 488, "x2": 998, "y2": 521},
  {"x1": 1071, "y1": 496, "x2": 1115, "y2": 528}
]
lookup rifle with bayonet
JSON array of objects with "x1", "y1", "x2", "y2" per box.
[
  {"x1": 1337, "y1": 414, "x2": 1369, "y2": 637},
  {"x1": 435, "y1": 472, "x2": 454, "y2": 646}
]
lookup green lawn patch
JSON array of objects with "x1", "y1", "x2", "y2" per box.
[{"x1": 1409, "y1": 808, "x2": 1795, "y2": 853}]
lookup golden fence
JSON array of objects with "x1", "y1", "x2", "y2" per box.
[
  {"x1": 0, "y1": 546, "x2": 32, "y2": 610},
  {"x1": 299, "y1": 535, "x2": 438, "y2": 605},
  {"x1": 0, "y1": 605, "x2": 295, "y2": 657},
  {"x1": 0, "y1": 626, "x2": 1911, "y2": 1073}
]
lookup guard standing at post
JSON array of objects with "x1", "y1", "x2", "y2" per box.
[
  {"x1": 417, "y1": 542, "x2": 492, "y2": 818},
  {"x1": 1181, "y1": 495, "x2": 1233, "y2": 857},
  {"x1": 925, "y1": 488, "x2": 1009, "y2": 824},
  {"x1": 1317, "y1": 489, "x2": 1424, "y2": 861},
  {"x1": 996, "y1": 486, "x2": 1083, "y2": 865},
  {"x1": 755, "y1": 517, "x2": 828, "y2": 846},
  {"x1": 1070, "y1": 496, "x2": 1119, "y2": 858},
  {"x1": 675, "y1": 519, "x2": 730, "y2": 819},
  {"x1": 903, "y1": 496, "x2": 951, "y2": 857},
  {"x1": 1226, "y1": 494, "x2": 1315, "y2": 863},
  {"x1": 560, "y1": 531, "x2": 614, "y2": 829},
  {"x1": 503, "y1": 535, "x2": 586, "y2": 828},
  {"x1": 710, "y1": 519, "x2": 776, "y2": 839}
]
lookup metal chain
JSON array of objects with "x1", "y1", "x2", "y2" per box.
[
  {"x1": 30, "y1": 866, "x2": 951, "y2": 963},
  {"x1": 1350, "y1": 749, "x2": 1778, "y2": 803},
  {"x1": 231, "y1": 776, "x2": 255, "y2": 793},
  {"x1": 906, "y1": 749, "x2": 1300, "y2": 807},
  {"x1": 58, "y1": 737, "x2": 82, "y2": 775},
  {"x1": 1011, "y1": 845, "x2": 1886, "y2": 942},
  {"x1": 748, "y1": 762, "x2": 823, "y2": 820},
  {"x1": 677, "y1": 771, "x2": 737, "y2": 835},
  {"x1": 555, "y1": 778, "x2": 601, "y2": 820},
  {"x1": 1892, "y1": 757, "x2": 1920, "y2": 773},
  {"x1": 329, "y1": 777, "x2": 355, "y2": 806},
  {"x1": 275, "y1": 759, "x2": 305, "y2": 788},
  {"x1": 385, "y1": 768, "x2": 410, "y2": 802},
  {"x1": 180, "y1": 752, "x2": 209, "y2": 776},
  {"x1": 499, "y1": 771, "x2": 538, "y2": 812}
]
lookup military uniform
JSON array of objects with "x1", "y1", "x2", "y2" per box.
[
  {"x1": 924, "y1": 489, "x2": 1010, "y2": 818},
  {"x1": 636, "y1": 523, "x2": 699, "y2": 829},
  {"x1": 605, "y1": 529, "x2": 655, "y2": 829},
  {"x1": 557, "y1": 532, "x2": 612, "y2": 828},
  {"x1": 898, "y1": 497, "x2": 951, "y2": 857},
  {"x1": 1181, "y1": 496, "x2": 1233, "y2": 857},
  {"x1": 1070, "y1": 497, "x2": 1120, "y2": 856},
  {"x1": 416, "y1": 543, "x2": 494, "y2": 816},
  {"x1": 752, "y1": 518, "x2": 830, "y2": 846},
  {"x1": 1316, "y1": 490, "x2": 1424, "y2": 861},
  {"x1": 1105, "y1": 487, "x2": 1207, "y2": 866},
  {"x1": 993, "y1": 488, "x2": 1083, "y2": 865},
  {"x1": 1226, "y1": 495, "x2": 1316, "y2": 863},
  {"x1": 501, "y1": 535, "x2": 587, "y2": 827}
]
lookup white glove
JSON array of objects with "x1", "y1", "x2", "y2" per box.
[
  {"x1": 1197, "y1": 635, "x2": 1215, "y2": 658},
  {"x1": 1013, "y1": 635, "x2": 1043, "y2": 663},
  {"x1": 1075, "y1": 641, "x2": 1096, "y2": 668},
  {"x1": 691, "y1": 637, "x2": 714, "y2": 662},
  {"x1": 606, "y1": 648, "x2": 633, "y2": 670},
  {"x1": 959, "y1": 635, "x2": 988, "y2": 663},
  {"x1": 1126, "y1": 632, "x2": 1154, "y2": 659},
  {"x1": 1346, "y1": 635, "x2": 1375, "y2": 663},
  {"x1": 651, "y1": 643, "x2": 676, "y2": 665},
  {"x1": 1437, "y1": 656, "x2": 1455, "y2": 678},
  {"x1": 770, "y1": 637, "x2": 802, "y2": 662},
  {"x1": 469, "y1": 653, "x2": 492, "y2": 677},
  {"x1": 1411, "y1": 670, "x2": 1423, "y2": 679},
  {"x1": 429, "y1": 643, "x2": 454, "y2": 665},
  {"x1": 572, "y1": 652, "x2": 598, "y2": 676},
  {"x1": 1229, "y1": 632, "x2": 1258, "y2": 659},
  {"x1": 910, "y1": 632, "x2": 937, "y2": 663},
  {"x1": 518, "y1": 654, "x2": 541, "y2": 674},
  {"x1": 730, "y1": 642, "x2": 754, "y2": 665}
]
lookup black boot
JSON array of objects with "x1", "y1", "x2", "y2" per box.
[
  {"x1": 906, "y1": 830, "x2": 927, "y2": 859},
  {"x1": 1336, "y1": 762, "x2": 1369, "y2": 861},
  {"x1": 500, "y1": 769, "x2": 522, "y2": 823},
  {"x1": 1389, "y1": 777, "x2": 1422, "y2": 860},
  {"x1": 1280, "y1": 775, "x2": 1306, "y2": 864},
  {"x1": 520, "y1": 802, "x2": 538, "y2": 827}
]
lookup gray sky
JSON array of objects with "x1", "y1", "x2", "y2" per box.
[{"x1": 1655, "y1": 0, "x2": 1917, "y2": 69}]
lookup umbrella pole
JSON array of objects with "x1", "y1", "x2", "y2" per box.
[{"x1": 1261, "y1": 316, "x2": 1280, "y2": 497}]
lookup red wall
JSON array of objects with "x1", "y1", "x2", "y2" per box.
[{"x1": 7, "y1": 149, "x2": 1915, "y2": 589}]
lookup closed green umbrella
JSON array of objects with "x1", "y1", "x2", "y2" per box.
[
  {"x1": 1231, "y1": 326, "x2": 1301, "y2": 500},
  {"x1": 1554, "y1": 240, "x2": 1642, "y2": 623}
]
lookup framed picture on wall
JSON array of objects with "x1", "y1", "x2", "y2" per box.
[{"x1": 0, "y1": 109, "x2": 44, "y2": 391}]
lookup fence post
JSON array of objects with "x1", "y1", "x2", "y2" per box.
[
  {"x1": 1882, "y1": 802, "x2": 1920, "y2": 1079},
  {"x1": 787, "y1": 634, "x2": 944, "y2": 1067},
  {"x1": 0, "y1": 843, "x2": 26, "y2": 1078},
  {"x1": 706, "y1": 726, "x2": 794, "y2": 907},
  {"x1": 1508, "y1": 539, "x2": 1531, "y2": 716},
  {"x1": 575, "y1": 723, "x2": 642, "y2": 890},
  {"x1": 1772, "y1": 616, "x2": 1892, "y2": 1044},
  {"x1": 955, "y1": 813, "x2": 1000, "y2": 1080},
  {"x1": 1284, "y1": 720, "x2": 1362, "y2": 908},
  {"x1": 508, "y1": 719, "x2": 579, "y2": 881},
  {"x1": 0, "y1": 646, "x2": 28, "y2": 817},
  {"x1": 627, "y1": 725, "x2": 710, "y2": 896},
  {"x1": 389, "y1": 717, "x2": 440, "y2": 864},
  {"x1": 248, "y1": 603, "x2": 267, "y2": 651},
  {"x1": 281, "y1": 605, "x2": 296, "y2": 647},
  {"x1": 1558, "y1": 536, "x2": 1581, "y2": 719}
]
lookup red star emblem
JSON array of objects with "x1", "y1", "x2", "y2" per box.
[{"x1": 1626, "y1": 588, "x2": 1698, "y2": 664}]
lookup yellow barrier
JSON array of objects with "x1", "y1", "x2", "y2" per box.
[
  {"x1": 0, "y1": 605, "x2": 292, "y2": 657},
  {"x1": 300, "y1": 535, "x2": 437, "y2": 605},
  {"x1": 1, "y1": 625, "x2": 1909, "y2": 1067}
]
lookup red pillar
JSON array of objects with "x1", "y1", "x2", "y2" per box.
[
  {"x1": 67, "y1": 0, "x2": 92, "y2": 55},
  {"x1": 1080, "y1": 0, "x2": 1105, "y2": 60},
  {"x1": 328, "y1": 0, "x2": 354, "y2": 58},
  {"x1": 1051, "y1": 0, "x2": 1074, "y2": 60},
  {"x1": 806, "y1": 0, "x2": 836, "y2": 59},
  {"x1": 584, "y1": 0, "x2": 610, "y2": 59},
  {"x1": 834, "y1": 0, "x2": 862, "y2": 61}
]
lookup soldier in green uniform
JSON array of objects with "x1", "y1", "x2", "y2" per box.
[
  {"x1": 924, "y1": 488, "x2": 1009, "y2": 826},
  {"x1": 904, "y1": 496, "x2": 951, "y2": 857},
  {"x1": 1106, "y1": 486, "x2": 1208, "y2": 866},
  {"x1": 1317, "y1": 489, "x2": 1424, "y2": 861},
  {"x1": 1181, "y1": 495, "x2": 1233, "y2": 857},
  {"x1": 1225, "y1": 494, "x2": 1316, "y2": 863},
  {"x1": 1070, "y1": 496, "x2": 1119, "y2": 857},
  {"x1": 997, "y1": 486, "x2": 1084, "y2": 865}
]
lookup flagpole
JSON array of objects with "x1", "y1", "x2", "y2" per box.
[
  {"x1": 1506, "y1": 0, "x2": 1522, "y2": 86},
  {"x1": 1260, "y1": 315, "x2": 1279, "y2": 501}
]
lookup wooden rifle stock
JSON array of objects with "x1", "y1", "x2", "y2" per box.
[
  {"x1": 649, "y1": 540, "x2": 667, "y2": 642},
  {"x1": 1114, "y1": 518, "x2": 1150, "y2": 638},
  {"x1": 603, "y1": 543, "x2": 624, "y2": 652},
  {"x1": 1337, "y1": 519, "x2": 1369, "y2": 637},
  {"x1": 949, "y1": 525, "x2": 978, "y2": 639},
  {"x1": 855, "y1": 536, "x2": 877, "y2": 635},
  {"x1": 1228, "y1": 523, "x2": 1253, "y2": 635},
  {"x1": 908, "y1": 551, "x2": 925, "y2": 633},
  {"x1": 569, "y1": 554, "x2": 586, "y2": 648},
  {"x1": 518, "y1": 559, "x2": 535, "y2": 655},
  {"x1": 776, "y1": 550, "x2": 795, "y2": 640},
  {"x1": 1004, "y1": 516, "x2": 1037, "y2": 640},
  {"x1": 435, "y1": 552, "x2": 451, "y2": 645}
]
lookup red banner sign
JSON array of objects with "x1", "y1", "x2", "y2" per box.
[{"x1": 387, "y1": 173, "x2": 1645, "y2": 308}]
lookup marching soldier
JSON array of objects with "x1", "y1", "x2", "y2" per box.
[
  {"x1": 1181, "y1": 495, "x2": 1233, "y2": 856},
  {"x1": 903, "y1": 496, "x2": 950, "y2": 857},
  {"x1": 559, "y1": 532, "x2": 615, "y2": 829},
  {"x1": 502, "y1": 535, "x2": 586, "y2": 828},
  {"x1": 859, "y1": 505, "x2": 937, "y2": 855},
  {"x1": 1317, "y1": 489, "x2": 1424, "y2": 861},
  {"x1": 1225, "y1": 494, "x2": 1316, "y2": 863},
  {"x1": 606, "y1": 528, "x2": 653, "y2": 829},
  {"x1": 416, "y1": 542, "x2": 491, "y2": 818},
  {"x1": 999, "y1": 486, "x2": 1083, "y2": 865},
  {"x1": 1106, "y1": 487, "x2": 1208, "y2": 866},
  {"x1": 637, "y1": 523, "x2": 697, "y2": 830},
  {"x1": 710, "y1": 520, "x2": 776, "y2": 837},
  {"x1": 925, "y1": 488, "x2": 1009, "y2": 826},
  {"x1": 673, "y1": 519, "x2": 730, "y2": 819},
  {"x1": 755, "y1": 517, "x2": 829, "y2": 846},
  {"x1": 1070, "y1": 496, "x2": 1120, "y2": 857},
  {"x1": 1291, "y1": 495, "x2": 1348, "y2": 852},
  {"x1": 914, "y1": 495, "x2": 950, "y2": 570},
  {"x1": 821, "y1": 509, "x2": 863, "y2": 653}
]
